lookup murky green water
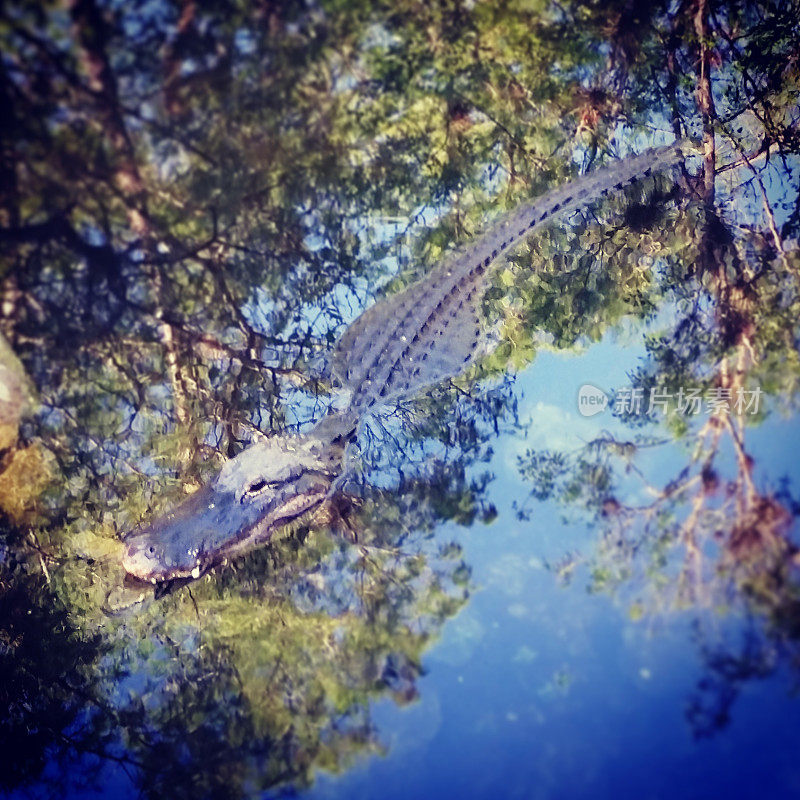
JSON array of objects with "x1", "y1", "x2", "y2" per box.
[{"x1": 1, "y1": 1, "x2": 799, "y2": 798}]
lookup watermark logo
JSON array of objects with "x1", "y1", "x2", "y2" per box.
[
  {"x1": 577, "y1": 384, "x2": 610, "y2": 417},
  {"x1": 576, "y1": 384, "x2": 762, "y2": 417}
]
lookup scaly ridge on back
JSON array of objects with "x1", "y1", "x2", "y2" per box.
[{"x1": 332, "y1": 140, "x2": 690, "y2": 410}]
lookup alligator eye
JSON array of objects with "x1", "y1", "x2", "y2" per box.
[
  {"x1": 242, "y1": 474, "x2": 292, "y2": 502},
  {"x1": 243, "y1": 478, "x2": 275, "y2": 499}
]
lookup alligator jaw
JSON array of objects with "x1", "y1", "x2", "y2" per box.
[{"x1": 122, "y1": 479, "x2": 331, "y2": 584}]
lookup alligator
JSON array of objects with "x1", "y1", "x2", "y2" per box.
[{"x1": 122, "y1": 141, "x2": 691, "y2": 582}]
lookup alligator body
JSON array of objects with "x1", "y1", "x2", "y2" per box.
[{"x1": 122, "y1": 142, "x2": 690, "y2": 582}]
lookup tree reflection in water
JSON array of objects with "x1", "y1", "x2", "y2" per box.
[
  {"x1": 517, "y1": 206, "x2": 800, "y2": 738},
  {"x1": 1, "y1": 0, "x2": 799, "y2": 796}
]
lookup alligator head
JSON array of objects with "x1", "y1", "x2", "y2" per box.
[{"x1": 122, "y1": 432, "x2": 344, "y2": 583}]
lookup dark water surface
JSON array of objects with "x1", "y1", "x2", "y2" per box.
[{"x1": 308, "y1": 345, "x2": 800, "y2": 800}]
